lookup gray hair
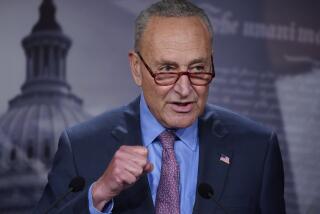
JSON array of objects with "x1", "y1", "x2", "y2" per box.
[{"x1": 134, "y1": 0, "x2": 213, "y2": 51}]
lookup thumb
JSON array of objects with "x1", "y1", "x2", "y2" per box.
[{"x1": 143, "y1": 162, "x2": 154, "y2": 173}]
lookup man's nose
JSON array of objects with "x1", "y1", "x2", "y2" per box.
[{"x1": 173, "y1": 74, "x2": 193, "y2": 97}]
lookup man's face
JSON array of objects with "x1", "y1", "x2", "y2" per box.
[{"x1": 129, "y1": 16, "x2": 212, "y2": 128}]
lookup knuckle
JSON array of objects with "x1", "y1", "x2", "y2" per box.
[
  {"x1": 141, "y1": 147, "x2": 148, "y2": 155},
  {"x1": 119, "y1": 145, "x2": 127, "y2": 150},
  {"x1": 114, "y1": 150, "x2": 121, "y2": 159},
  {"x1": 137, "y1": 167, "x2": 143, "y2": 175},
  {"x1": 118, "y1": 145, "x2": 127, "y2": 154},
  {"x1": 140, "y1": 158, "x2": 147, "y2": 166},
  {"x1": 128, "y1": 176, "x2": 137, "y2": 185},
  {"x1": 133, "y1": 176, "x2": 138, "y2": 184},
  {"x1": 115, "y1": 176, "x2": 122, "y2": 184}
]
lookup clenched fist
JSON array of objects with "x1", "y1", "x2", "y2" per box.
[{"x1": 92, "y1": 145, "x2": 153, "y2": 211}]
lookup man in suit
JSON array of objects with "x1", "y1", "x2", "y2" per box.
[{"x1": 35, "y1": 0, "x2": 286, "y2": 213}]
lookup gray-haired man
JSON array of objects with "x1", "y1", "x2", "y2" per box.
[{"x1": 35, "y1": 1, "x2": 285, "y2": 213}]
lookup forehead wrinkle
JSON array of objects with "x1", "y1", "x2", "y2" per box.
[
  {"x1": 142, "y1": 48, "x2": 210, "y2": 70},
  {"x1": 144, "y1": 36, "x2": 201, "y2": 55},
  {"x1": 156, "y1": 46, "x2": 209, "y2": 62},
  {"x1": 140, "y1": 16, "x2": 212, "y2": 67}
]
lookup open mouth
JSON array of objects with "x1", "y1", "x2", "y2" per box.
[
  {"x1": 174, "y1": 102, "x2": 190, "y2": 106},
  {"x1": 170, "y1": 102, "x2": 194, "y2": 113}
]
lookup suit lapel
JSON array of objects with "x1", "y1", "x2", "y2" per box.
[
  {"x1": 110, "y1": 97, "x2": 155, "y2": 213},
  {"x1": 194, "y1": 107, "x2": 233, "y2": 213},
  {"x1": 109, "y1": 99, "x2": 232, "y2": 213}
]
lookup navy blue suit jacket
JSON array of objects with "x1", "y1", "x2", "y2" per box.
[{"x1": 34, "y1": 97, "x2": 285, "y2": 213}]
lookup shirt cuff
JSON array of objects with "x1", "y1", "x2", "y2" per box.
[{"x1": 88, "y1": 182, "x2": 114, "y2": 214}]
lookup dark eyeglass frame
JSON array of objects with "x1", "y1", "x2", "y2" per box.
[{"x1": 136, "y1": 52, "x2": 215, "y2": 86}]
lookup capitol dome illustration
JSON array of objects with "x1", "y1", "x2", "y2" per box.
[{"x1": 0, "y1": 0, "x2": 90, "y2": 213}]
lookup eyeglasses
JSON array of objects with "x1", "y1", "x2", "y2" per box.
[{"x1": 136, "y1": 52, "x2": 215, "y2": 86}]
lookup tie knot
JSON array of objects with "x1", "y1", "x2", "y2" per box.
[{"x1": 158, "y1": 130, "x2": 176, "y2": 149}]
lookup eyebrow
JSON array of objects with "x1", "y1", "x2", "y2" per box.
[{"x1": 189, "y1": 57, "x2": 208, "y2": 65}]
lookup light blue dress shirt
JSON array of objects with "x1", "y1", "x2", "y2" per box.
[{"x1": 88, "y1": 94, "x2": 199, "y2": 213}]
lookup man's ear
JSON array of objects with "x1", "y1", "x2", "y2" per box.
[{"x1": 128, "y1": 51, "x2": 142, "y2": 86}]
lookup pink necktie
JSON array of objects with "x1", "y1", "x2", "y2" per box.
[{"x1": 155, "y1": 130, "x2": 180, "y2": 214}]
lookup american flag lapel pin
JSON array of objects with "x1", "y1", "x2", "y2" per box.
[{"x1": 219, "y1": 154, "x2": 230, "y2": 165}]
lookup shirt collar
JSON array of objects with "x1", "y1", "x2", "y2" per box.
[{"x1": 140, "y1": 94, "x2": 198, "y2": 151}]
